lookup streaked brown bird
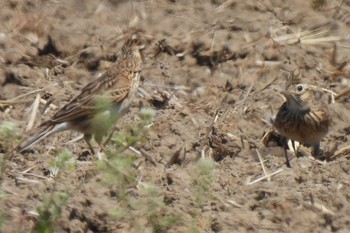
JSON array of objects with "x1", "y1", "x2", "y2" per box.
[
  {"x1": 16, "y1": 36, "x2": 145, "y2": 154},
  {"x1": 271, "y1": 70, "x2": 330, "y2": 166}
]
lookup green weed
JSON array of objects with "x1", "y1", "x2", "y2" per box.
[
  {"x1": 34, "y1": 150, "x2": 74, "y2": 233},
  {"x1": 100, "y1": 108, "x2": 181, "y2": 232},
  {"x1": 192, "y1": 158, "x2": 214, "y2": 206},
  {"x1": 35, "y1": 192, "x2": 69, "y2": 233}
]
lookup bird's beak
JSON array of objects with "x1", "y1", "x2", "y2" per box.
[
  {"x1": 281, "y1": 90, "x2": 303, "y2": 106},
  {"x1": 138, "y1": 44, "x2": 145, "y2": 50},
  {"x1": 281, "y1": 90, "x2": 294, "y2": 100}
]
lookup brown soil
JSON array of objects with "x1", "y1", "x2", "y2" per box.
[{"x1": 1, "y1": 0, "x2": 350, "y2": 232}]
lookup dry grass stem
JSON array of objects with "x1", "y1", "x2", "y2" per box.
[
  {"x1": 45, "y1": 136, "x2": 58, "y2": 157},
  {"x1": 19, "y1": 172, "x2": 50, "y2": 180},
  {"x1": 255, "y1": 60, "x2": 283, "y2": 67},
  {"x1": 246, "y1": 168, "x2": 284, "y2": 185},
  {"x1": 49, "y1": 54, "x2": 69, "y2": 66},
  {"x1": 137, "y1": 87, "x2": 151, "y2": 98},
  {"x1": 20, "y1": 166, "x2": 35, "y2": 174},
  {"x1": 335, "y1": 86, "x2": 350, "y2": 100},
  {"x1": 331, "y1": 145, "x2": 350, "y2": 159},
  {"x1": 304, "y1": 202, "x2": 335, "y2": 215},
  {"x1": 272, "y1": 28, "x2": 341, "y2": 46},
  {"x1": 25, "y1": 94, "x2": 41, "y2": 131},
  {"x1": 0, "y1": 89, "x2": 44, "y2": 104},
  {"x1": 27, "y1": 210, "x2": 39, "y2": 217},
  {"x1": 255, "y1": 149, "x2": 271, "y2": 182},
  {"x1": 256, "y1": 76, "x2": 279, "y2": 93},
  {"x1": 232, "y1": 82, "x2": 254, "y2": 113},
  {"x1": 40, "y1": 98, "x2": 58, "y2": 110},
  {"x1": 240, "y1": 82, "x2": 254, "y2": 106},
  {"x1": 201, "y1": 146, "x2": 207, "y2": 159},
  {"x1": 65, "y1": 134, "x2": 84, "y2": 144},
  {"x1": 226, "y1": 199, "x2": 243, "y2": 208},
  {"x1": 309, "y1": 85, "x2": 338, "y2": 97},
  {"x1": 2, "y1": 188, "x2": 18, "y2": 196},
  {"x1": 0, "y1": 99, "x2": 32, "y2": 105},
  {"x1": 215, "y1": 0, "x2": 235, "y2": 12},
  {"x1": 143, "y1": 82, "x2": 191, "y2": 92},
  {"x1": 15, "y1": 176, "x2": 41, "y2": 184},
  {"x1": 111, "y1": 137, "x2": 143, "y2": 156}
]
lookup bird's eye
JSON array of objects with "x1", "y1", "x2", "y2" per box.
[{"x1": 296, "y1": 85, "x2": 304, "y2": 92}]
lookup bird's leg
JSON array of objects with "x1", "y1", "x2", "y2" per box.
[
  {"x1": 98, "y1": 143, "x2": 105, "y2": 152},
  {"x1": 93, "y1": 134, "x2": 106, "y2": 160},
  {"x1": 94, "y1": 143, "x2": 105, "y2": 160},
  {"x1": 84, "y1": 134, "x2": 95, "y2": 155},
  {"x1": 284, "y1": 146, "x2": 291, "y2": 168},
  {"x1": 312, "y1": 143, "x2": 320, "y2": 158},
  {"x1": 280, "y1": 136, "x2": 291, "y2": 168},
  {"x1": 102, "y1": 127, "x2": 116, "y2": 147},
  {"x1": 292, "y1": 140, "x2": 298, "y2": 157}
]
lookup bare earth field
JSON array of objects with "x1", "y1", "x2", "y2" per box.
[{"x1": 1, "y1": 0, "x2": 350, "y2": 232}]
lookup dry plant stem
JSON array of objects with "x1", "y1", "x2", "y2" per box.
[
  {"x1": 255, "y1": 149, "x2": 270, "y2": 181},
  {"x1": 255, "y1": 60, "x2": 282, "y2": 67},
  {"x1": 312, "y1": 86, "x2": 338, "y2": 96},
  {"x1": 0, "y1": 89, "x2": 44, "y2": 104},
  {"x1": 226, "y1": 199, "x2": 243, "y2": 208},
  {"x1": 0, "y1": 99, "x2": 33, "y2": 105},
  {"x1": 104, "y1": 130, "x2": 143, "y2": 157},
  {"x1": 201, "y1": 146, "x2": 208, "y2": 159},
  {"x1": 273, "y1": 28, "x2": 341, "y2": 45},
  {"x1": 65, "y1": 135, "x2": 84, "y2": 144},
  {"x1": 2, "y1": 188, "x2": 18, "y2": 196},
  {"x1": 105, "y1": 159, "x2": 135, "y2": 180},
  {"x1": 21, "y1": 167, "x2": 35, "y2": 174},
  {"x1": 19, "y1": 172, "x2": 50, "y2": 180},
  {"x1": 246, "y1": 168, "x2": 284, "y2": 185},
  {"x1": 240, "y1": 135, "x2": 245, "y2": 149},
  {"x1": 0, "y1": 99, "x2": 57, "y2": 112},
  {"x1": 102, "y1": 128, "x2": 117, "y2": 148},
  {"x1": 311, "y1": 202, "x2": 334, "y2": 215},
  {"x1": 239, "y1": 82, "x2": 254, "y2": 107},
  {"x1": 232, "y1": 82, "x2": 254, "y2": 113},
  {"x1": 335, "y1": 86, "x2": 350, "y2": 100},
  {"x1": 114, "y1": 138, "x2": 142, "y2": 156},
  {"x1": 40, "y1": 98, "x2": 58, "y2": 110},
  {"x1": 256, "y1": 76, "x2": 278, "y2": 93},
  {"x1": 137, "y1": 87, "x2": 151, "y2": 98},
  {"x1": 304, "y1": 197, "x2": 335, "y2": 215},
  {"x1": 139, "y1": 149, "x2": 157, "y2": 165},
  {"x1": 260, "y1": 131, "x2": 271, "y2": 143},
  {"x1": 48, "y1": 54, "x2": 69, "y2": 66},
  {"x1": 332, "y1": 0, "x2": 345, "y2": 18},
  {"x1": 143, "y1": 82, "x2": 191, "y2": 92},
  {"x1": 331, "y1": 145, "x2": 350, "y2": 159},
  {"x1": 45, "y1": 136, "x2": 58, "y2": 157},
  {"x1": 331, "y1": 43, "x2": 337, "y2": 66},
  {"x1": 27, "y1": 210, "x2": 39, "y2": 217},
  {"x1": 25, "y1": 94, "x2": 41, "y2": 131},
  {"x1": 15, "y1": 176, "x2": 41, "y2": 184},
  {"x1": 215, "y1": 0, "x2": 236, "y2": 12},
  {"x1": 331, "y1": 91, "x2": 336, "y2": 104}
]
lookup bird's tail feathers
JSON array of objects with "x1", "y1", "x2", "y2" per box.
[{"x1": 16, "y1": 123, "x2": 68, "y2": 153}]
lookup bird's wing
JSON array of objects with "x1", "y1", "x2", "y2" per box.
[
  {"x1": 49, "y1": 69, "x2": 132, "y2": 124},
  {"x1": 307, "y1": 109, "x2": 330, "y2": 130}
]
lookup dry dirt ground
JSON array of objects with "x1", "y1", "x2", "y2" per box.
[{"x1": 1, "y1": 0, "x2": 350, "y2": 232}]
